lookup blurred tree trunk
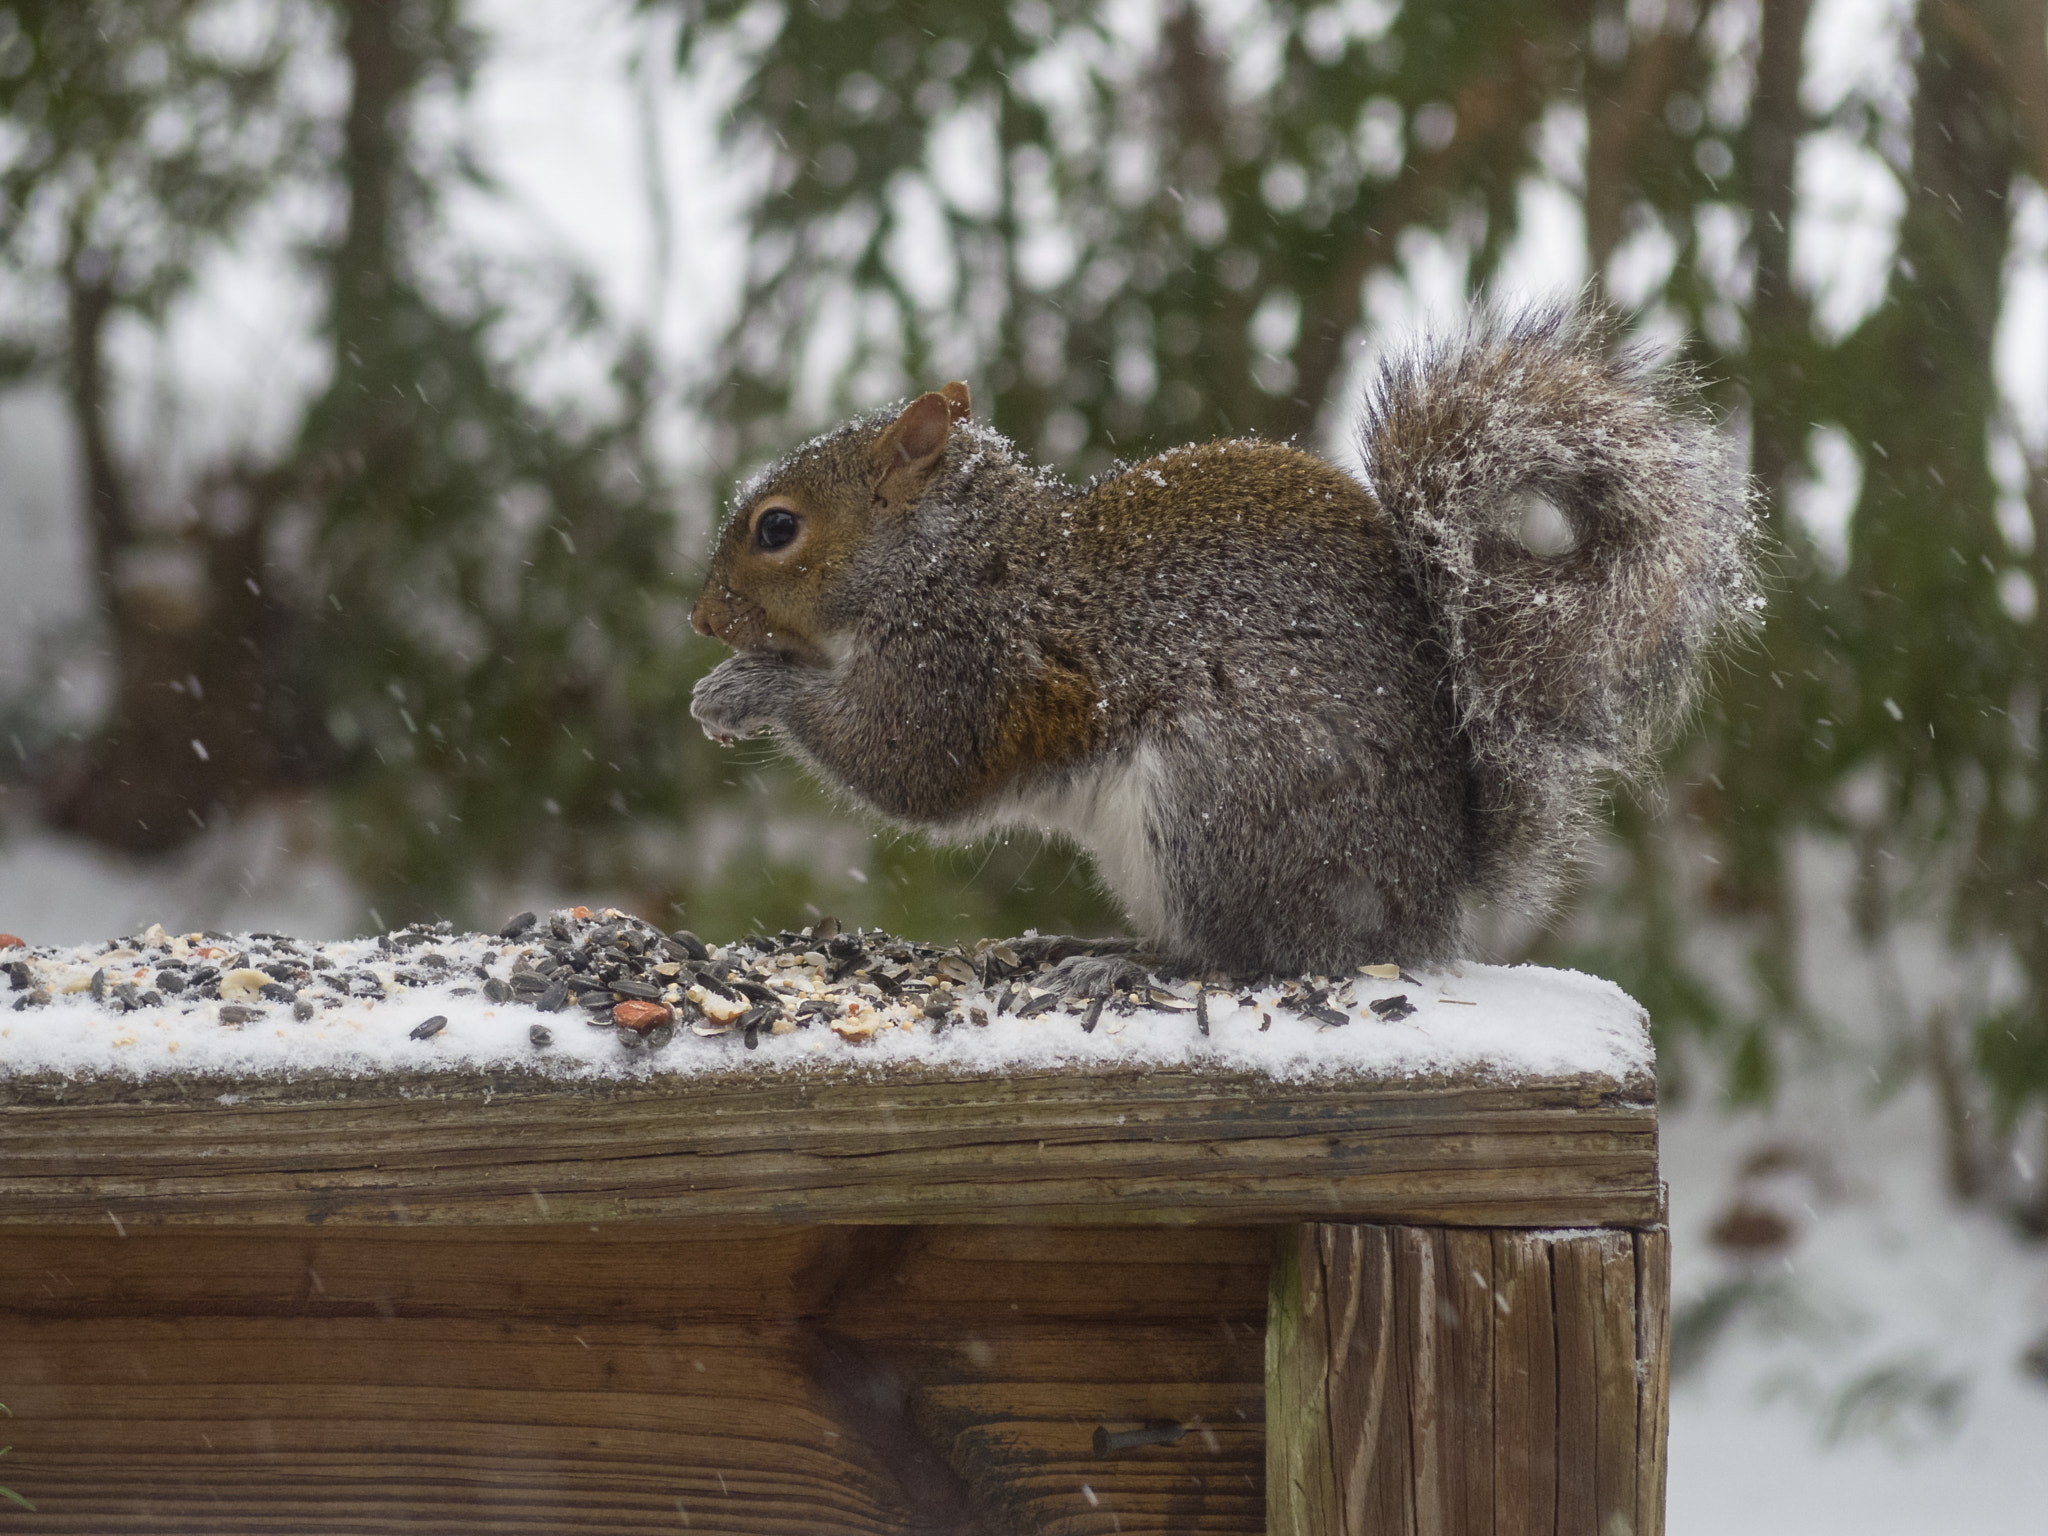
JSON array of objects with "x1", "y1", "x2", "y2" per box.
[
  {"x1": 1854, "y1": 2, "x2": 2024, "y2": 1195},
  {"x1": 1582, "y1": 7, "x2": 1691, "y2": 285},
  {"x1": 1699, "y1": 0, "x2": 1817, "y2": 1071},
  {"x1": 2007, "y1": 0, "x2": 2048, "y2": 1230},
  {"x1": 1277, "y1": 30, "x2": 1560, "y2": 445},
  {"x1": 330, "y1": 0, "x2": 410, "y2": 395},
  {"x1": 42, "y1": 252, "x2": 281, "y2": 851}
]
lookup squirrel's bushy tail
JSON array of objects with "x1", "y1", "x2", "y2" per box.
[{"x1": 1361, "y1": 305, "x2": 1759, "y2": 914}]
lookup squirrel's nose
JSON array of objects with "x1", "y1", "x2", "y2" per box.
[{"x1": 690, "y1": 596, "x2": 716, "y2": 638}]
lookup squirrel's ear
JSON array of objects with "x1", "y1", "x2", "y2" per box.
[
  {"x1": 940, "y1": 381, "x2": 970, "y2": 422},
  {"x1": 871, "y1": 390, "x2": 956, "y2": 508}
]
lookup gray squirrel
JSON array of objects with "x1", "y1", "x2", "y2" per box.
[{"x1": 690, "y1": 308, "x2": 1757, "y2": 978}]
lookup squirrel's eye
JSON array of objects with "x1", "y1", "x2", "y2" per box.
[{"x1": 755, "y1": 508, "x2": 800, "y2": 551}]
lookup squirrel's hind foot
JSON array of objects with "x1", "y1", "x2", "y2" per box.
[{"x1": 1040, "y1": 950, "x2": 1160, "y2": 998}]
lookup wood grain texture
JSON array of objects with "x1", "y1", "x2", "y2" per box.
[
  {"x1": 1266, "y1": 1223, "x2": 1670, "y2": 1536},
  {"x1": 0, "y1": 1065, "x2": 1657, "y2": 1228},
  {"x1": 1633, "y1": 1229, "x2": 1672, "y2": 1536},
  {"x1": 0, "y1": 1223, "x2": 1266, "y2": 1534}
]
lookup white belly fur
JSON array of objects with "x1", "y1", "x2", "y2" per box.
[{"x1": 979, "y1": 743, "x2": 1168, "y2": 940}]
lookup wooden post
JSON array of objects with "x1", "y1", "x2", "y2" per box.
[{"x1": 1266, "y1": 1223, "x2": 1671, "y2": 1536}]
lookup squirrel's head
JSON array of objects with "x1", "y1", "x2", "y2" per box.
[{"x1": 692, "y1": 382, "x2": 973, "y2": 663}]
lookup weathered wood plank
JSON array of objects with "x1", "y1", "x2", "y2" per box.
[
  {"x1": 0, "y1": 1065, "x2": 1657, "y2": 1228},
  {"x1": 1633, "y1": 1229, "x2": 1672, "y2": 1536},
  {"x1": 1430, "y1": 1228, "x2": 1497, "y2": 1535},
  {"x1": 0, "y1": 1224, "x2": 1267, "y2": 1534},
  {"x1": 0, "y1": 1223, "x2": 1270, "y2": 1323},
  {"x1": 1266, "y1": 1223, "x2": 1669, "y2": 1536},
  {"x1": 1491, "y1": 1230, "x2": 1559, "y2": 1536}
]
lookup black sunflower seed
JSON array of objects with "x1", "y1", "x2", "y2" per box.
[{"x1": 410, "y1": 1015, "x2": 448, "y2": 1040}]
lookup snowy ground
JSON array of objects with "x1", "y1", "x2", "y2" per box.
[
  {"x1": 4, "y1": 821, "x2": 2046, "y2": 1531},
  {"x1": 1663, "y1": 1070, "x2": 2048, "y2": 1535}
]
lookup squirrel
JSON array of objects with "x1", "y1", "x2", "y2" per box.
[{"x1": 690, "y1": 308, "x2": 1757, "y2": 979}]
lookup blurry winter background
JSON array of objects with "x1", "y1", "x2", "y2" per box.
[{"x1": 1, "y1": 0, "x2": 2046, "y2": 1526}]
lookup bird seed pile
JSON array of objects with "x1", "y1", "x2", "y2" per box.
[
  {"x1": 0, "y1": 908, "x2": 1653, "y2": 1086},
  {"x1": 3, "y1": 905, "x2": 1416, "y2": 1051}
]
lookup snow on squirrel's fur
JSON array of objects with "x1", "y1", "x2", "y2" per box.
[{"x1": 0, "y1": 908, "x2": 1651, "y2": 1088}]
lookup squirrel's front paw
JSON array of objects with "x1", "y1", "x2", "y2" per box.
[{"x1": 691, "y1": 655, "x2": 793, "y2": 743}]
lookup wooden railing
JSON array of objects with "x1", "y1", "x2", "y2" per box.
[{"x1": 0, "y1": 1055, "x2": 1667, "y2": 1533}]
